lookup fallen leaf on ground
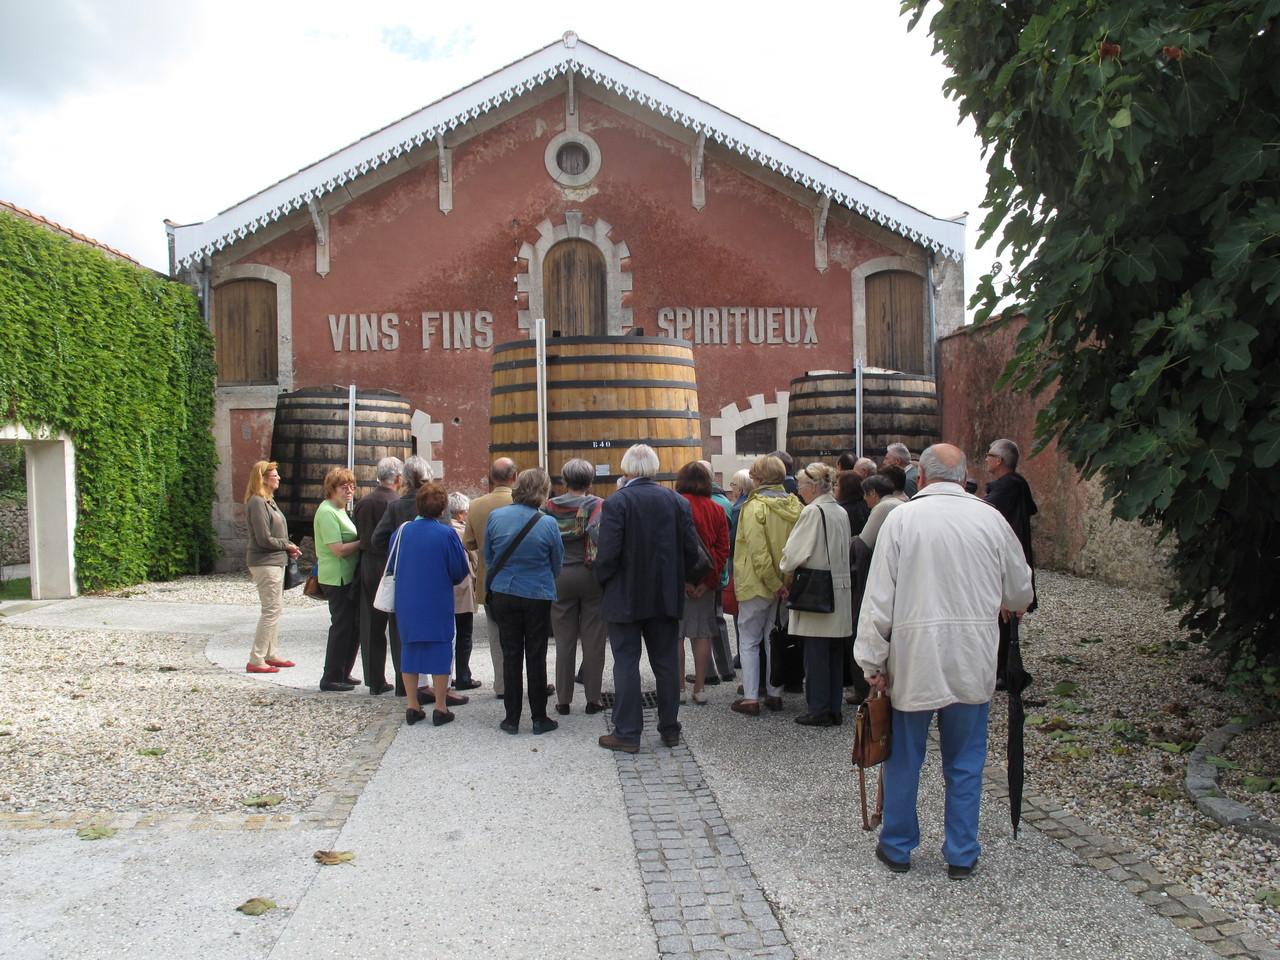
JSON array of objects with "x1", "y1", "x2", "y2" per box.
[
  {"x1": 313, "y1": 850, "x2": 355, "y2": 866},
  {"x1": 241, "y1": 794, "x2": 285, "y2": 808},
  {"x1": 236, "y1": 897, "x2": 278, "y2": 916},
  {"x1": 77, "y1": 826, "x2": 117, "y2": 840}
]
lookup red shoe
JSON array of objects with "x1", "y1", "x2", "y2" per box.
[
  {"x1": 246, "y1": 663, "x2": 279, "y2": 673},
  {"x1": 265, "y1": 658, "x2": 295, "y2": 668}
]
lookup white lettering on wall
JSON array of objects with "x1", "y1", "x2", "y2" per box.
[
  {"x1": 325, "y1": 309, "x2": 495, "y2": 352},
  {"x1": 653, "y1": 307, "x2": 822, "y2": 346}
]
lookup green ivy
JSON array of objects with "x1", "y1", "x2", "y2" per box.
[
  {"x1": 903, "y1": 0, "x2": 1280, "y2": 693},
  {"x1": 0, "y1": 211, "x2": 217, "y2": 589}
]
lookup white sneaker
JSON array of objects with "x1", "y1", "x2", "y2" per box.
[{"x1": 693, "y1": 690, "x2": 709, "y2": 705}]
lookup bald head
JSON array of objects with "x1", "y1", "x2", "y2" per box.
[
  {"x1": 918, "y1": 444, "x2": 968, "y2": 487},
  {"x1": 490, "y1": 458, "x2": 518, "y2": 486}
]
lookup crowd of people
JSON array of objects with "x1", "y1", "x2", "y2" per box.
[{"x1": 241, "y1": 437, "x2": 1036, "y2": 878}]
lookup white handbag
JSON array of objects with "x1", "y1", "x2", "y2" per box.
[{"x1": 372, "y1": 522, "x2": 407, "y2": 613}]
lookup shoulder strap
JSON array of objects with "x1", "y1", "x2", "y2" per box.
[{"x1": 487, "y1": 513, "x2": 542, "y2": 586}]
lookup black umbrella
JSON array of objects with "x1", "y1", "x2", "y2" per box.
[{"x1": 1006, "y1": 616, "x2": 1032, "y2": 838}]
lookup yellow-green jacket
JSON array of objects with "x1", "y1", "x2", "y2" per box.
[{"x1": 733, "y1": 485, "x2": 803, "y2": 602}]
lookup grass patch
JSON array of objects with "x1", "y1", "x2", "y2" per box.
[{"x1": 0, "y1": 577, "x2": 30, "y2": 600}]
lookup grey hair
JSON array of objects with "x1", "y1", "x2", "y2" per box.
[
  {"x1": 855, "y1": 457, "x2": 877, "y2": 477},
  {"x1": 730, "y1": 468, "x2": 754, "y2": 494},
  {"x1": 512, "y1": 467, "x2": 552, "y2": 507},
  {"x1": 919, "y1": 445, "x2": 968, "y2": 485},
  {"x1": 447, "y1": 491, "x2": 470, "y2": 515},
  {"x1": 560, "y1": 458, "x2": 595, "y2": 491},
  {"x1": 886, "y1": 442, "x2": 911, "y2": 464},
  {"x1": 620, "y1": 443, "x2": 659, "y2": 478},
  {"x1": 401, "y1": 455, "x2": 432, "y2": 490},
  {"x1": 799, "y1": 462, "x2": 836, "y2": 495},
  {"x1": 989, "y1": 438, "x2": 1020, "y2": 470},
  {"x1": 376, "y1": 456, "x2": 403, "y2": 483},
  {"x1": 861, "y1": 474, "x2": 894, "y2": 498}
]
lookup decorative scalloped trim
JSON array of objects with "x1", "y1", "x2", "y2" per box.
[{"x1": 179, "y1": 56, "x2": 960, "y2": 268}]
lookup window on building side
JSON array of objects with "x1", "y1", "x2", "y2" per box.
[{"x1": 736, "y1": 419, "x2": 777, "y2": 457}]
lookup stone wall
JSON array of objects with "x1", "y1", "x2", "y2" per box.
[
  {"x1": 938, "y1": 319, "x2": 1174, "y2": 593},
  {"x1": 0, "y1": 500, "x2": 28, "y2": 566}
]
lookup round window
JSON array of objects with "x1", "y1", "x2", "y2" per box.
[
  {"x1": 556, "y1": 142, "x2": 590, "y2": 176},
  {"x1": 544, "y1": 131, "x2": 601, "y2": 187}
]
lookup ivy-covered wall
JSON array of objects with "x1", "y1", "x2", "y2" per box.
[{"x1": 0, "y1": 210, "x2": 217, "y2": 589}]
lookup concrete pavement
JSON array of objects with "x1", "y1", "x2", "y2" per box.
[{"x1": 0, "y1": 593, "x2": 1248, "y2": 960}]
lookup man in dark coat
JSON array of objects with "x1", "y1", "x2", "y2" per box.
[
  {"x1": 984, "y1": 438, "x2": 1038, "y2": 688},
  {"x1": 354, "y1": 457, "x2": 402, "y2": 695},
  {"x1": 594, "y1": 444, "x2": 702, "y2": 753}
]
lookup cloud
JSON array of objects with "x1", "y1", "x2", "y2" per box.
[
  {"x1": 0, "y1": 0, "x2": 199, "y2": 103},
  {"x1": 380, "y1": 24, "x2": 473, "y2": 63}
]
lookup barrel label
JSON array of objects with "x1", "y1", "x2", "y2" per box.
[{"x1": 655, "y1": 306, "x2": 819, "y2": 346}]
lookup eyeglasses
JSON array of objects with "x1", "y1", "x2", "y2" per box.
[{"x1": 340, "y1": 483, "x2": 356, "y2": 490}]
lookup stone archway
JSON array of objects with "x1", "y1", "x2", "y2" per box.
[
  {"x1": 0, "y1": 424, "x2": 77, "y2": 599},
  {"x1": 516, "y1": 214, "x2": 633, "y2": 335},
  {"x1": 707, "y1": 392, "x2": 790, "y2": 488}
]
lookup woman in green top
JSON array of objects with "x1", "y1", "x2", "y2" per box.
[{"x1": 316, "y1": 467, "x2": 362, "y2": 691}]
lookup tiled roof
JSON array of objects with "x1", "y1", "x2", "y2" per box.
[{"x1": 1, "y1": 199, "x2": 141, "y2": 265}]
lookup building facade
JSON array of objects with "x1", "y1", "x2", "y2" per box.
[{"x1": 168, "y1": 34, "x2": 965, "y2": 568}]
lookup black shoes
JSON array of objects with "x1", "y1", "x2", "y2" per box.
[
  {"x1": 661, "y1": 732, "x2": 680, "y2": 747},
  {"x1": 585, "y1": 701, "x2": 605, "y2": 714},
  {"x1": 531, "y1": 717, "x2": 559, "y2": 735},
  {"x1": 344, "y1": 676, "x2": 361, "y2": 686},
  {"x1": 948, "y1": 862, "x2": 976, "y2": 880},
  {"x1": 320, "y1": 681, "x2": 355, "y2": 692},
  {"x1": 454, "y1": 678, "x2": 483, "y2": 691},
  {"x1": 368, "y1": 682, "x2": 394, "y2": 695},
  {"x1": 555, "y1": 704, "x2": 571, "y2": 715},
  {"x1": 499, "y1": 720, "x2": 519, "y2": 735},
  {"x1": 432, "y1": 710, "x2": 454, "y2": 727},
  {"x1": 875, "y1": 844, "x2": 910, "y2": 874},
  {"x1": 405, "y1": 708, "x2": 426, "y2": 725},
  {"x1": 794, "y1": 713, "x2": 834, "y2": 727}
]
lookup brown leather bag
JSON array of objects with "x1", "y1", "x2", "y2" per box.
[{"x1": 851, "y1": 691, "x2": 892, "y2": 830}]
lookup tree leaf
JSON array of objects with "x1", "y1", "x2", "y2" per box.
[
  {"x1": 313, "y1": 850, "x2": 356, "y2": 866},
  {"x1": 236, "y1": 898, "x2": 278, "y2": 916},
  {"x1": 77, "y1": 826, "x2": 117, "y2": 841},
  {"x1": 1051, "y1": 681, "x2": 1079, "y2": 697},
  {"x1": 1204, "y1": 756, "x2": 1240, "y2": 769},
  {"x1": 241, "y1": 794, "x2": 285, "y2": 808}
]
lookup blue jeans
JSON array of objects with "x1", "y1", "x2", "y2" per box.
[{"x1": 879, "y1": 701, "x2": 989, "y2": 868}]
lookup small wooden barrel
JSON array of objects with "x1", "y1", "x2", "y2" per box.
[
  {"x1": 490, "y1": 336, "x2": 702, "y2": 496},
  {"x1": 786, "y1": 372, "x2": 939, "y2": 463},
  {"x1": 270, "y1": 386, "x2": 414, "y2": 535}
]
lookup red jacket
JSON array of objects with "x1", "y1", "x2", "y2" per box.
[{"x1": 684, "y1": 494, "x2": 730, "y2": 591}]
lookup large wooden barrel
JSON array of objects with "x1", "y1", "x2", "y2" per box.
[
  {"x1": 490, "y1": 336, "x2": 702, "y2": 496},
  {"x1": 786, "y1": 371, "x2": 939, "y2": 463},
  {"x1": 270, "y1": 386, "x2": 414, "y2": 535}
]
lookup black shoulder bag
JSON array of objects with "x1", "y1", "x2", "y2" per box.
[{"x1": 786, "y1": 506, "x2": 836, "y2": 614}]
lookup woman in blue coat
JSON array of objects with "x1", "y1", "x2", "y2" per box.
[{"x1": 394, "y1": 482, "x2": 469, "y2": 727}]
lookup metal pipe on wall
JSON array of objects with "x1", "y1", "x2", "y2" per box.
[{"x1": 534, "y1": 318, "x2": 548, "y2": 473}]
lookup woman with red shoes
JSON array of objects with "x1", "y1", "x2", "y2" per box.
[{"x1": 243, "y1": 460, "x2": 301, "y2": 674}]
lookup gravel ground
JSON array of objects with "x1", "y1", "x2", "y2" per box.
[
  {"x1": 0, "y1": 623, "x2": 385, "y2": 814},
  {"x1": 996, "y1": 570, "x2": 1280, "y2": 948},
  {"x1": 14, "y1": 568, "x2": 1280, "y2": 948}
]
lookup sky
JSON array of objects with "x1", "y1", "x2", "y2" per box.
[{"x1": 0, "y1": 0, "x2": 996, "y2": 311}]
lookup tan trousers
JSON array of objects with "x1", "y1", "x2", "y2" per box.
[
  {"x1": 551, "y1": 562, "x2": 608, "y2": 705},
  {"x1": 248, "y1": 564, "x2": 285, "y2": 665},
  {"x1": 483, "y1": 604, "x2": 504, "y2": 696}
]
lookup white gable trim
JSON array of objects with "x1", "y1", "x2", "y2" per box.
[{"x1": 168, "y1": 38, "x2": 964, "y2": 269}]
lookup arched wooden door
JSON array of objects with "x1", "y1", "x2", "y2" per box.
[
  {"x1": 543, "y1": 239, "x2": 606, "y2": 336},
  {"x1": 865, "y1": 270, "x2": 926, "y2": 374}
]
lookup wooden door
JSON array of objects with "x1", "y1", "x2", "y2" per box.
[
  {"x1": 865, "y1": 271, "x2": 926, "y2": 375},
  {"x1": 212, "y1": 279, "x2": 277, "y2": 384},
  {"x1": 543, "y1": 239, "x2": 606, "y2": 336}
]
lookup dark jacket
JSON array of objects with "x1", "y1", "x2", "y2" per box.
[
  {"x1": 371, "y1": 489, "x2": 421, "y2": 554},
  {"x1": 354, "y1": 485, "x2": 400, "y2": 560},
  {"x1": 593, "y1": 477, "x2": 701, "y2": 623},
  {"x1": 985, "y1": 470, "x2": 1038, "y2": 611}
]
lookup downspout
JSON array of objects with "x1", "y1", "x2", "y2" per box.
[{"x1": 926, "y1": 253, "x2": 938, "y2": 379}]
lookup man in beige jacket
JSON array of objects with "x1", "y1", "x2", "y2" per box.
[{"x1": 462, "y1": 458, "x2": 517, "y2": 697}]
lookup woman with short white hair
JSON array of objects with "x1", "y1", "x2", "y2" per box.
[{"x1": 447, "y1": 491, "x2": 479, "y2": 691}]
